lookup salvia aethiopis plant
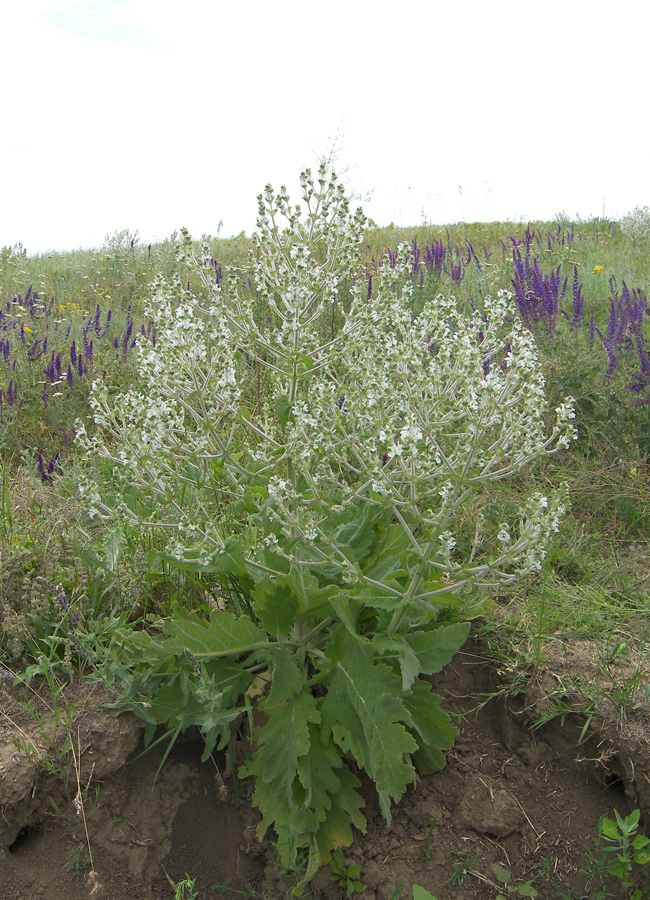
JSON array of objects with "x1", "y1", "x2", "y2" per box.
[
  {"x1": 621, "y1": 205, "x2": 650, "y2": 244},
  {"x1": 77, "y1": 165, "x2": 576, "y2": 891}
]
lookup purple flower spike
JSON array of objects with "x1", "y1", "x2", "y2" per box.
[
  {"x1": 122, "y1": 319, "x2": 134, "y2": 355},
  {"x1": 604, "y1": 338, "x2": 617, "y2": 380},
  {"x1": 44, "y1": 354, "x2": 56, "y2": 382},
  {"x1": 98, "y1": 308, "x2": 112, "y2": 338},
  {"x1": 571, "y1": 266, "x2": 584, "y2": 330},
  {"x1": 36, "y1": 451, "x2": 47, "y2": 482}
]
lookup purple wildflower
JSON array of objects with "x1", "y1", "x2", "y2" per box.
[
  {"x1": 82, "y1": 327, "x2": 93, "y2": 361},
  {"x1": 0, "y1": 667, "x2": 15, "y2": 684},
  {"x1": 122, "y1": 319, "x2": 133, "y2": 354},
  {"x1": 55, "y1": 583, "x2": 69, "y2": 611},
  {"x1": 570, "y1": 266, "x2": 584, "y2": 330}
]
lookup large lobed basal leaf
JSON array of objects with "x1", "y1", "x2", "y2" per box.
[
  {"x1": 161, "y1": 601, "x2": 268, "y2": 658},
  {"x1": 241, "y1": 622, "x2": 467, "y2": 888},
  {"x1": 320, "y1": 627, "x2": 418, "y2": 822},
  {"x1": 241, "y1": 691, "x2": 367, "y2": 890}
]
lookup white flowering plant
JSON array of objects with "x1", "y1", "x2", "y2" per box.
[
  {"x1": 77, "y1": 165, "x2": 576, "y2": 890},
  {"x1": 620, "y1": 206, "x2": 650, "y2": 243}
]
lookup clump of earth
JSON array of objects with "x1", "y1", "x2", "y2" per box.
[{"x1": 2, "y1": 636, "x2": 649, "y2": 900}]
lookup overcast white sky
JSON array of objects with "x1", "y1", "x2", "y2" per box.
[{"x1": 2, "y1": 1, "x2": 649, "y2": 255}]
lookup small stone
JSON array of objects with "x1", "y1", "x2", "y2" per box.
[{"x1": 453, "y1": 774, "x2": 526, "y2": 838}]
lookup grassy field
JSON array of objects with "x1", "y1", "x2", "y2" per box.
[
  {"x1": 2, "y1": 215, "x2": 649, "y2": 671},
  {"x1": 2, "y1": 196, "x2": 650, "y2": 893}
]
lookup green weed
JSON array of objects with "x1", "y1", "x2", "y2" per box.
[{"x1": 329, "y1": 849, "x2": 364, "y2": 896}]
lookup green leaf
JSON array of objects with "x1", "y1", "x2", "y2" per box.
[
  {"x1": 293, "y1": 726, "x2": 344, "y2": 835},
  {"x1": 102, "y1": 529, "x2": 123, "y2": 573},
  {"x1": 214, "y1": 537, "x2": 248, "y2": 575},
  {"x1": 363, "y1": 552, "x2": 407, "y2": 586},
  {"x1": 155, "y1": 537, "x2": 247, "y2": 575},
  {"x1": 332, "y1": 520, "x2": 376, "y2": 564},
  {"x1": 242, "y1": 718, "x2": 365, "y2": 882},
  {"x1": 274, "y1": 395, "x2": 293, "y2": 431},
  {"x1": 413, "y1": 888, "x2": 438, "y2": 900},
  {"x1": 285, "y1": 566, "x2": 337, "y2": 616},
  {"x1": 600, "y1": 817, "x2": 620, "y2": 841},
  {"x1": 252, "y1": 579, "x2": 299, "y2": 637},
  {"x1": 320, "y1": 628, "x2": 417, "y2": 818},
  {"x1": 248, "y1": 691, "x2": 321, "y2": 803},
  {"x1": 326, "y1": 592, "x2": 362, "y2": 637},
  {"x1": 234, "y1": 489, "x2": 257, "y2": 514},
  {"x1": 372, "y1": 634, "x2": 422, "y2": 691},
  {"x1": 491, "y1": 864, "x2": 512, "y2": 884},
  {"x1": 352, "y1": 583, "x2": 407, "y2": 611},
  {"x1": 262, "y1": 547, "x2": 291, "y2": 574},
  {"x1": 364, "y1": 522, "x2": 412, "y2": 573},
  {"x1": 163, "y1": 603, "x2": 267, "y2": 659},
  {"x1": 311, "y1": 761, "x2": 366, "y2": 861},
  {"x1": 247, "y1": 774, "x2": 307, "y2": 870},
  {"x1": 405, "y1": 622, "x2": 470, "y2": 674},
  {"x1": 402, "y1": 680, "x2": 457, "y2": 774},
  {"x1": 267, "y1": 649, "x2": 304, "y2": 705}
]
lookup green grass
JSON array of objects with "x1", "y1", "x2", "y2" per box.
[{"x1": 2, "y1": 214, "x2": 650, "y2": 726}]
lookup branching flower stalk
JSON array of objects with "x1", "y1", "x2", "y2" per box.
[{"x1": 76, "y1": 165, "x2": 577, "y2": 889}]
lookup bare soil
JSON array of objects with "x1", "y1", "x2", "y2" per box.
[{"x1": 1, "y1": 636, "x2": 649, "y2": 900}]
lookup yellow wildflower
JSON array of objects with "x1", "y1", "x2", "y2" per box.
[{"x1": 593, "y1": 265, "x2": 604, "y2": 274}]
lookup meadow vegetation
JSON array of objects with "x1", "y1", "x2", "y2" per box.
[{"x1": 1, "y1": 171, "x2": 650, "y2": 893}]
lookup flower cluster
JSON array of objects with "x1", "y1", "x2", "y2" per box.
[
  {"x1": 80, "y1": 166, "x2": 576, "y2": 596},
  {"x1": 620, "y1": 206, "x2": 650, "y2": 243}
]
